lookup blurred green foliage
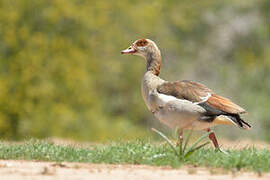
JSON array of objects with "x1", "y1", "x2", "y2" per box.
[{"x1": 0, "y1": 0, "x2": 269, "y2": 141}]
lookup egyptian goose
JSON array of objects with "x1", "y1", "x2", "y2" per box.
[{"x1": 121, "y1": 39, "x2": 251, "y2": 150}]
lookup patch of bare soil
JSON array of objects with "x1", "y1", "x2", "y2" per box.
[{"x1": 0, "y1": 160, "x2": 268, "y2": 180}]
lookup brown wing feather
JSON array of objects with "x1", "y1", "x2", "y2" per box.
[
  {"x1": 157, "y1": 80, "x2": 213, "y2": 102},
  {"x1": 206, "y1": 94, "x2": 246, "y2": 114},
  {"x1": 157, "y1": 80, "x2": 247, "y2": 115}
]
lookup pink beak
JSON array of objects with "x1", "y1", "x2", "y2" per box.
[{"x1": 121, "y1": 46, "x2": 137, "y2": 54}]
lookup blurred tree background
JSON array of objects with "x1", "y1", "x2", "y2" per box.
[{"x1": 0, "y1": 0, "x2": 269, "y2": 141}]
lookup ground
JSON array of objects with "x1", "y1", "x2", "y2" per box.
[{"x1": 0, "y1": 160, "x2": 269, "y2": 180}]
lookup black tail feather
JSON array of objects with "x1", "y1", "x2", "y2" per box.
[{"x1": 228, "y1": 114, "x2": 251, "y2": 129}]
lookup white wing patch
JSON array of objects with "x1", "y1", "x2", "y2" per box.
[
  {"x1": 158, "y1": 93, "x2": 179, "y2": 103},
  {"x1": 156, "y1": 92, "x2": 192, "y2": 104},
  {"x1": 194, "y1": 93, "x2": 211, "y2": 105},
  {"x1": 149, "y1": 90, "x2": 210, "y2": 107},
  {"x1": 151, "y1": 90, "x2": 210, "y2": 105}
]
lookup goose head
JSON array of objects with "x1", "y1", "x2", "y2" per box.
[{"x1": 121, "y1": 39, "x2": 160, "y2": 60}]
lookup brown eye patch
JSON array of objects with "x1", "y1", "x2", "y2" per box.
[{"x1": 136, "y1": 39, "x2": 148, "y2": 47}]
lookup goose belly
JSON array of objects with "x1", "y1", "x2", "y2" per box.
[
  {"x1": 150, "y1": 93, "x2": 214, "y2": 130},
  {"x1": 154, "y1": 110, "x2": 216, "y2": 130}
]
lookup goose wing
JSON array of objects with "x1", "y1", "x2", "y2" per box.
[{"x1": 157, "y1": 80, "x2": 247, "y2": 115}]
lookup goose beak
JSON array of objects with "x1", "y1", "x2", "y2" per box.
[{"x1": 121, "y1": 46, "x2": 137, "y2": 54}]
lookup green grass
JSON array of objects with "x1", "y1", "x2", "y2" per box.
[{"x1": 0, "y1": 139, "x2": 269, "y2": 172}]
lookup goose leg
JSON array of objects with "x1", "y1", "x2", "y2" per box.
[
  {"x1": 206, "y1": 128, "x2": 229, "y2": 155},
  {"x1": 176, "y1": 129, "x2": 183, "y2": 147},
  {"x1": 178, "y1": 130, "x2": 183, "y2": 142},
  {"x1": 177, "y1": 129, "x2": 184, "y2": 155},
  {"x1": 207, "y1": 128, "x2": 219, "y2": 148}
]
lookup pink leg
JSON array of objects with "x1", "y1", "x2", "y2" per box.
[
  {"x1": 176, "y1": 129, "x2": 183, "y2": 147},
  {"x1": 207, "y1": 128, "x2": 219, "y2": 149},
  {"x1": 178, "y1": 130, "x2": 183, "y2": 141}
]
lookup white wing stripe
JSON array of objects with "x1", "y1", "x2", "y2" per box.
[
  {"x1": 194, "y1": 93, "x2": 211, "y2": 105},
  {"x1": 158, "y1": 93, "x2": 179, "y2": 103}
]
